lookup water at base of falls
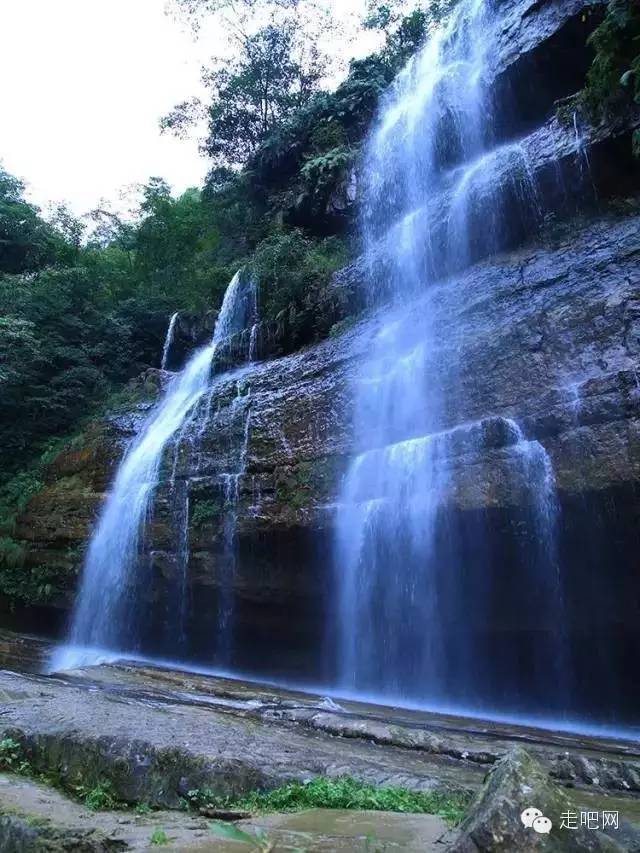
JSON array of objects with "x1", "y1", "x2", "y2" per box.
[{"x1": 52, "y1": 271, "x2": 257, "y2": 672}]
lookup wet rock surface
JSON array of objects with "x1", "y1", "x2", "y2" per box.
[{"x1": 1, "y1": 657, "x2": 640, "y2": 850}]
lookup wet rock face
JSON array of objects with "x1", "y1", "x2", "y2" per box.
[
  {"x1": 5, "y1": 0, "x2": 640, "y2": 712},
  {"x1": 162, "y1": 311, "x2": 217, "y2": 372},
  {"x1": 10, "y1": 212, "x2": 640, "y2": 717}
]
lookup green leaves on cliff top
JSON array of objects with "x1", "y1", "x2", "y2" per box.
[{"x1": 583, "y1": 0, "x2": 640, "y2": 141}]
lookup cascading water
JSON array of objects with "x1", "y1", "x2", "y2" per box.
[
  {"x1": 335, "y1": 0, "x2": 574, "y2": 714},
  {"x1": 53, "y1": 271, "x2": 257, "y2": 669},
  {"x1": 216, "y1": 379, "x2": 253, "y2": 665},
  {"x1": 160, "y1": 311, "x2": 179, "y2": 370}
]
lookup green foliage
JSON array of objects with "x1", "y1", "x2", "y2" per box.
[
  {"x1": 0, "y1": 537, "x2": 25, "y2": 569},
  {"x1": 0, "y1": 435, "x2": 79, "y2": 536},
  {"x1": 329, "y1": 317, "x2": 358, "y2": 338},
  {"x1": 80, "y1": 781, "x2": 120, "y2": 811},
  {"x1": 275, "y1": 461, "x2": 313, "y2": 509},
  {"x1": 0, "y1": 562, "x2": 71, "y2": 606},
  {"x1": 300, "y1": 146, "x2": 356, "y2": 200},
  {"x1": 0, "y1": 166, "x2": 237, "y2": 483},
  {"x1": 209, "y1": 822, "x2": 282, "y2": 852},
  {"x1": 164, "y1": 21, "x2": 327, "y2": 168},
  {"x1": 191, "y1": 499, "x2": 222, "y2": 528},
  {"x1": 188, "y1": 776, "x2": 470, "y2": 826},
  {"x1": 582, "y1": 0, "x2": 640, "y2": 155},
  {"x1": 0, "y1": 167, "x2": 62, "y2": 275},
  {"x1": 150, "y1": 828, "x2": 170, "y2": 846},
  {"x1": 0, "y1": 738, "x2": 30, "y2": 775},
  {"x1": 250, "y1": 229, "x2": 347, "y2": 328}
]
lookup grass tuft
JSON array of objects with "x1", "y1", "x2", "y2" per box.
[
  {"x1": 187, "y1": 776, "x2": 470, "y2": 826},
  {"x1": 150, "y1": 828, "x2": 170, "y2": 845}
]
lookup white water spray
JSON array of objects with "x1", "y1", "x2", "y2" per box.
[
  {"x1": 335, "y1": 0, "x2": 570, "y2": 712},
  {"x1": 53, "y1": 271, "x2": 255, "y2": 670},
  {"x1": 160, "y1": 311, "x2": 179, "y2": 370}
]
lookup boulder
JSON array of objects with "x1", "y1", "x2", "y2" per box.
[{"x1": 451, "y1": 747, "x2": 627, "y2": 852}]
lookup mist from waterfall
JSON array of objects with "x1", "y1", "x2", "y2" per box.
[
  {"x1": 53, "y1": 271, "x2": 257, "y2": 670},
  {"x1": 335, "y1": 0, "x2": 571, "y2": 714}
]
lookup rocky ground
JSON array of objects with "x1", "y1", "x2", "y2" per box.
[
  {"x1": 0, "y1": 773, "x2": 453, "y2": 852},
  {"x1": 1, "y1": 632, "x2": 640, "y2": 850}
]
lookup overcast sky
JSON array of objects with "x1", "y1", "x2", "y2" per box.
[{"x1": 0, "y1": 0, "x2": 376, "y2": 217}]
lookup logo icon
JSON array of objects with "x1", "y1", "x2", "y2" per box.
[{"x1": 521, "y1": 807, "x2": 553, "y2": 834}]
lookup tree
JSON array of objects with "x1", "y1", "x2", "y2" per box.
[
  {"x1": 209, "y1": 23, "x2": 324, "y2": 165},
  {"x1": 47, "y1": 204, "x2": 86, "y2": 252},
  {"x1": 364, "y1": 0, "x2": 459, "y2": 65},
  {"x1": 169, "y1": 0, "x2": 306, "y2": 34},
  {"x1": 162, "y1": 1, "x2": 332, "y2": 168},
  {"x1": 132, "y1": 177, "x2": 228, "y2": 306},
  {"x1": 0, "y1": 166, "x2": 59, "y2": 274}
]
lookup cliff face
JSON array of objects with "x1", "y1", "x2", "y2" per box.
[
  {"x1": 4, "y1": 0, "x2": 640, "y2": 718},
  {"x1": 10, "y1": 211, "x2": 640, "y2": 700}
]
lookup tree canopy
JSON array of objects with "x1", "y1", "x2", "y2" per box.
[{"x1": 0, "y1": 0, "x2": 449, "y2": 485}]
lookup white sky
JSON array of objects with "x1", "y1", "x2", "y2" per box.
[{"x1": 0, "y1": 0, "x2": 377, "y2": 217}]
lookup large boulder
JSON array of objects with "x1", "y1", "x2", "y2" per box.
[{"x1": 451, "y1": 747, "x2": 627, "y2": 852}]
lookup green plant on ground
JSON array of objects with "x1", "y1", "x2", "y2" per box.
[
  {"x1": 209, "y1": 822, "x2": 295, "y2": 852},
  {"x1": 0, "y1": 737, "x2": 30, "y2": 775},
  {"x1": 364, "y1": 833, "x2": 387, "y2": 853},
  {"x1": 135, "y1": 802, "x2": 152, "y2": 815},
  {"x1": 274, "y1": 461, "x2": 314, "y2": 509},
  {"x1": 150, "y1": 828, "x2": 170, "y2": 846},
  {"x1": 0, "y1": 560, "x2": 71, "y2": 607},
  {"x1": 188, "y1": 776, "x2": 470, "y2": 826},
  {"x1": 79, "y1": 781, "x2": 120, "y2": 811},
  {"x1": 249, "y1": 229, "x2": 348, "y2": 330},
  {"x1": 0, "y1": 537, "x2": 25, "y2": 569}
]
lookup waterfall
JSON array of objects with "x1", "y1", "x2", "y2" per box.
[
  {"x1": 160, "y1": 311, "x2": 179, "y2": 370},
  {"x1": 335, "y1": 0, "x2": 570, "y2": 713},
  {"x1": 216, "y1": 380, "x2": 253, "y2": 665},
  {"x1": 53, "y1": 271, "x2": 256, "y2": 670}
]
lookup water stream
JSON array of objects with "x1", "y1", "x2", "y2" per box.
[
  {"x1": 160, "y1": 311, "x2": 179, "y2": 371},
  {"x1": 334, "y1": 0, "x2": 572, "y2": 713},
  {"x1": 53, "y1": 271, "x2": 257, "y2": 670},
  {"x1": 53, "y1": 0, "x2": 600, "y2": 719}
]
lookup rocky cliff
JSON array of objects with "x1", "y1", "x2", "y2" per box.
[{"x1": 4, "y1": 0, "x2": 640, "y2": 722}]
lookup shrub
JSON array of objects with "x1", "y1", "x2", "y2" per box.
[
  {"x1": 582, "y1": 0, "x2": 640, "y2": 157},
  {"x1": 0, "y1": 737, "x2": 30, "y2": 774},
  {"x1": 81, "y1": 781, "x2": 119, "y2": 811},
  {"x1": 187, "y1": 776, "x2": 470, "y2": 826},
  {"x1": 150, "y1": 829, "x2": 170, "y2": 846},
  {"x1": 250, "y1": 229, "x2": 348, "y2": 323}
]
